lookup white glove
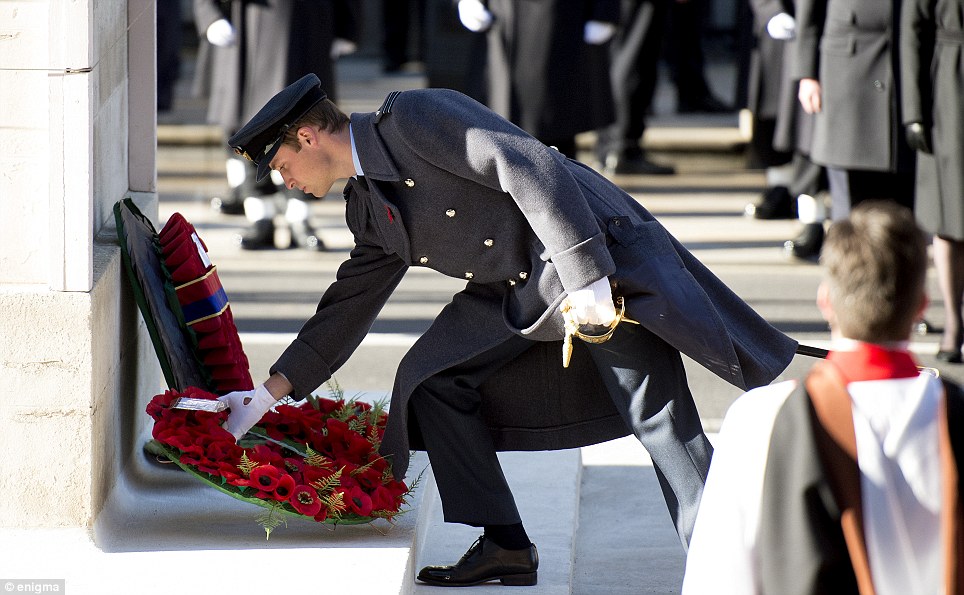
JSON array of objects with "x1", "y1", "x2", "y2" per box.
[
  {"x1": 206, "y1": 18, "x2": 237, "y2": 47},
  {"x1": 584, "y1": 21, "x2": 616, "y2": 45},
  {"x1": 217, "y1": 384, "x2": 277, "y2": 441},
  {"x1": 766, "y1": 12, "x2": 796, "y2": 40},
  {"x1": 330, "y1": 38, "x2": 358, "y2": 59},
  {"x1": 563, "y1": 278, "x2": 617, "y2": 326},
  {"x1": 458, "y1": 0, "x2": 493, "y2": 32}
]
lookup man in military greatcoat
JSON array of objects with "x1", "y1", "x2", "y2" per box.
[{"x1": 216, "y1": 74, "x2": 798, "y2": 587}]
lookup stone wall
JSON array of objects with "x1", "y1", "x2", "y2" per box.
[{"x1": 0, "y1": 0, "x2": 160, "y2": 529}]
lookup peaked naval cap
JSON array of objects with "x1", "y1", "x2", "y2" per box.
[{"x1": 228, "y1": 74, "x2": 328, "y2": 181}]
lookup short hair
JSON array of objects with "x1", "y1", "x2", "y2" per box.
[
  {"x1": 280, "y1": 98, "x2": 350, "y2": 152},
  {"x1": 820, "y1": 201, "x2": 927, "y2": 342}
]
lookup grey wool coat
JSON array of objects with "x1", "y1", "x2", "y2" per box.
[
  {"x1": 901, "y1": 0, "x2": 964, "y2": 240},
  {"x1": 483, "y1": 0, "x2": 618, "y2": 142},
  {"x1": 193, "y1": 0, "x2": 353, "y2": 131},
  {"x1": 270, "y1": 89, "x2": 798, "y2": 480},
  {"x1": 794, "y1": 0, "x2": 915, "y2": 173}
]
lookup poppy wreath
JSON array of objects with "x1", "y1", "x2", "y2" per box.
[
  {"x1": 156, "y1": 213, "x2": 253, "y2": 394},
  {"x1": 145, "y1": 384, "x2": 415, "y2": 538}
]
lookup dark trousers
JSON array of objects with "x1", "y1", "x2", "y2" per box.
[
  {"x1": 665, "y1": 0, "x2": 712, "y2": 105},
  {"x1": 597, "y1": 0, "x2": 668, "y2": 158},
  {"x1": 409, "y1": 323, "x2": 713, "y2": 548},
  {"x1": 826, "y1": 167, "x2": 915, "y2": 221},
  {"x1": 381, "y1": 0, "x2": 426, "y2": 68}
]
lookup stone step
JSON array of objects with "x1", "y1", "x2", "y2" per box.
[
  {"x1": 574, "y1": 436, "x2": 690, "y2": 594},
  {"x1": 413, "y1": 449, "x2": 583, "y2": 593}
]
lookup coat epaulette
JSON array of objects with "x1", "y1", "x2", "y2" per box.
[{"x1": 374, "y1": 91, "x2": 401, "y2": 123}]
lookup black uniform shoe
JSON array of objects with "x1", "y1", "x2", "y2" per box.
[
  {"x1": 745, "y1": 186, "x2": 795, "y2": 220},
  {"x1": 677, "y1": 94, "x2": 733, "y2": 114},
  {"x1": 603, "y1": 152, "x2": 676, "y2": 175},
  {"x1": 416, "y1": 536, "x2": 539, "y2": 587},
  {"x1": 236, "y1": 219, "x2": 275, "y2": 250},
  {"x1": 784, "y1": 222, "x2": 824, "y2": 261},
  {"x1": 936, "y1": 349, "x2": 963, "y2": 364},
  {"x1": 288, "y1": 221, "x2": 325, "y2": 251},
  {"x1": 211, "y1": 191, "x2": 246, "y2": 215}
]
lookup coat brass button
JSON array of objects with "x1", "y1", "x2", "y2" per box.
[
  {"x1": 446, "y1": 209, "x2": 456, "y2": 217},
  {"x1": 419, "y1": 256, "x2": 429, "y2": 264},
  {"x1": 484, "y1": 239, "x2": 494, "y2": 247},
  {"x1": 519, "y1": 271, "x2": 528, "y2": 280},
  {"x1": 465, "y1": 271, "x2": 474, "y2": 279},
  {"x1": 404, "y1": 178, "x2": 415, "y2": 187},
  {"x1": 508, "y1": 279, "x2": 516, "y2": 286}
]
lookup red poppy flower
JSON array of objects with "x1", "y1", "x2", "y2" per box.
[
  {"x1": 344, "y1": 485, "x2": 373, "y2": 517},
  {"x1": 289, "y1": 485, "x2": 322, "y2": 516},
  {"x1": 249, "y1": 465, "x2": 282, "y2": 492},
  {"x1": 369, "y1": 485, "x2": 398, "y2": 513},
  {"x1": 272, "y1": 473, "x2": 296, "y2": 502},
  {"x1": 249, "y1": 444, "x2": 284, "y2": 468}
]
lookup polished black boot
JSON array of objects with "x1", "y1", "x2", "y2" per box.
[
  {"x1": 745, "y1": 186, "x2": 795, "y2": 220},
  {"x1": 236, "y1": 219, "x2": 275, "y2": 250},
  {"x1": 211, "y1": 187, "x2": 245, "y2": 215},
  {"x1": 784, "y1": 222, "x2": 825, "y2": 261},
  {"x1": 416, "y1": 536, "x2": 539, "y2": 587}
]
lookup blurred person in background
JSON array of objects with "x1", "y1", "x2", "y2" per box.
[
  {"x1": 901, "y1": 0, "x2": 964, "y2": 363},
  {"x1": 595, "y1": 0, "x2": 677, "y2": 176},
  {"x1": 456, "y1": 0, "x2": 618, "y2": 159},
  {"x1": 381, "y1": 0, "x2": 426, "y2": 73},
  {"x1": 665, "y1": 0, "x2": 732, "y2": 113},
  {"x1": 742, "y1": 1, "x2": 830, "y2": 260},
  {"x1": 193, "y1": 0, "x2": 358, "y2": 250},
  {"x1": 791, "y1": 0, "x2": 915, "y2": 246},
  {"x1": 157, "y1": 0, "x2": 183, "y2": 113}
]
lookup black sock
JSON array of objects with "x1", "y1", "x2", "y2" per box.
[{"x1": 483, "y1": 523, "x2": 531, "y2": 550}]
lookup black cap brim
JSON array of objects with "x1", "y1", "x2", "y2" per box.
[{"x1": 228, "y1": 74, "x2": 327, "y2": 182}]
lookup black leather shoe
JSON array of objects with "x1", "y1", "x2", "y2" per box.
[
  {"x1": 236, "y1": 219, "x2": 275, "y2": 250},
  {"x1": 678, "y1": 94, "x2": 733, "y2": 114},
  {"x1": 603, "y1": 152, "x2": 676, "y2": 176},
  {"x1": 745, "y1": 186, "x2": 795, "y2": 220},
  {"x1": 784, "y1": 222, "x2": 824, "y2": 261},
  {"x1": 417, "y1": 536, "x2": 539, "y2": 587},
  {"x1": 288, "y1": 221, "x2": 326, "y2": 251},
  {"x1": 211, "y1": 189, "x2": 246, "y2": 215},
  {"x1": 937, "y1": 349, "x2": 963, "y2": 364}
]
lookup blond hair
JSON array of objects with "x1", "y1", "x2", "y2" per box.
[{"x1": 820, "y1": 201, "x2": 927, "y2": 342}]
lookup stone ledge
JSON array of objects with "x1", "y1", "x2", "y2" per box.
[{"x1": 0, "y1": 444, "x2": 430, "y2": 594}]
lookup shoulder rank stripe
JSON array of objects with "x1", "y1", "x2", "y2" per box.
[{"x1": 374, "y1": 91, "x2": 401, "y2": 123}]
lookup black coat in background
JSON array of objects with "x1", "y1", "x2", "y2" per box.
[
  {"x1": 193, "y1": 0, "x2": 358, "y2": 132},
  {"x1": 483, "y1": 0, "x2": 618, "y2": 145},
  {"x1": 901, "y1": 0, "x2": 964, "y2": 240},
  {"x1": 746, "y1": 0, "x2": 796, "y2": 166},
  {"x1": 793, "y1": 0, "x2": 914, "y2": 173}
]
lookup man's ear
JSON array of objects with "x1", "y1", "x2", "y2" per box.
[
  {"x1": 816, "y1": 281, "x2": 834, "y2": 326},
  {"x1": 297, "y1": 125, "x2": 318, "y2": 146}
]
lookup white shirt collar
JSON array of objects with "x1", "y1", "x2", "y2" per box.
[{"x1": 349, "y1": 123, "x2": 363, "y2": 178}]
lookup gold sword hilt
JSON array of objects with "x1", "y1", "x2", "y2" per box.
[{"x1": 561, "y1": 296, "x2": 638, "y2": 368}]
